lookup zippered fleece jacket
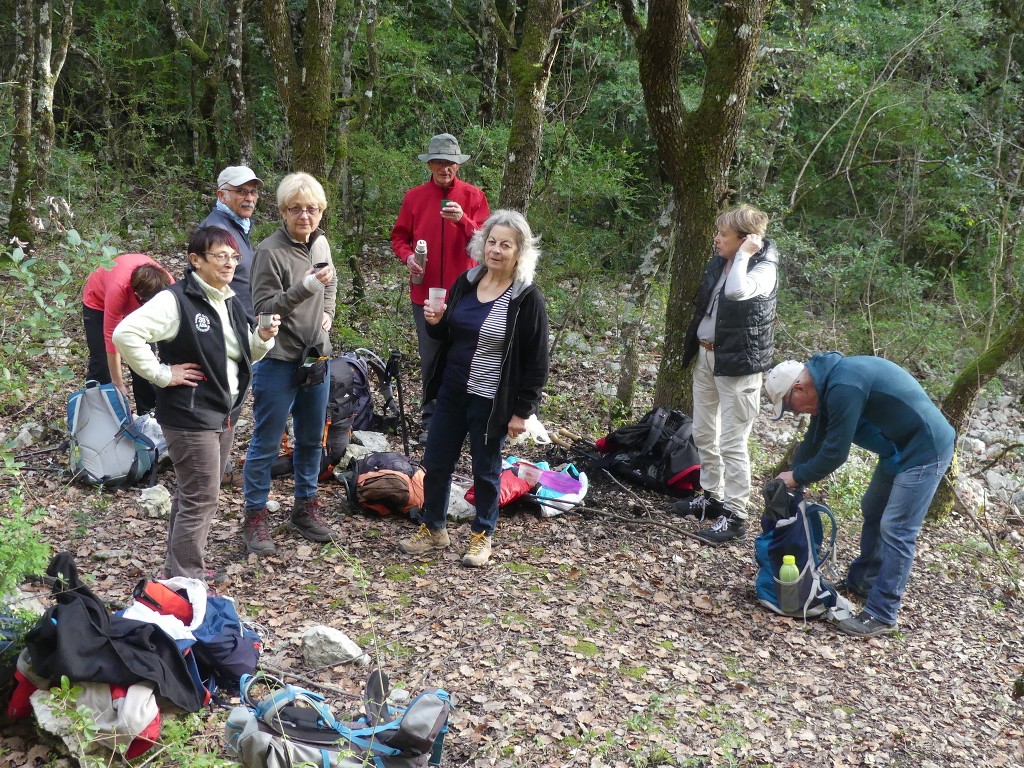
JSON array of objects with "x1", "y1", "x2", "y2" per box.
[
  {"x1": 390, "y1": 176, "x2": 490, "y2": 305},
  {"x1": 792, "y1": 352, "x2": 956, "y2": 486},
  {"x1": 251, "y1": 226, "x2": 336, "y2": 362},
  {"x1": 425, "y1": 266, "x2": 549, "y2": 441},
  {"x1": 200, "y1": 207, "x2": 257, "y2": 325}
]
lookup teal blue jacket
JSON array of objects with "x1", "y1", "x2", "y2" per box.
[{"x1": 792, "y1": 352, "x2": 955, "y2": 486}]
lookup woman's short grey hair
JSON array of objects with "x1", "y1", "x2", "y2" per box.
[
  {"x1": 276, "y1": 172, "x2": 328, "y2": 213},
  {"x1": 467, "y1": 209, "x2": 541, "y2": 286},
  {"x1": 716, "y1": 203, "x2": 768, "y2": 237}
]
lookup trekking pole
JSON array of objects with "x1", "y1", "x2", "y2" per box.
[{"x1": 387, "y1": 349, "x2": 411, "y2": 456}]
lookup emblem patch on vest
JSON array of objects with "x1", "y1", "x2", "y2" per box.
[{"x1": 194, "y1": 313, "x2": 212, "y2": 332}]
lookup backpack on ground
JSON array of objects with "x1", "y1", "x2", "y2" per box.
[
  {"x1": 225, "y1": 670, "x2": 450, "y2": 768},
  {"x1": 592, "y1": 407, "x2": 700, "y2": 497},
  {"x1": 342, "y1": 452, "x2": 425, "y2": 516},
  {"x1": 321, "y1": 350, "x2": 402, "y2": 473},
  {"x1": 67, "y1": 380, "x2": 158, "y2": 488},
  {"x1": 754, "y1": 480, "x2": 855, "y2": 620}
]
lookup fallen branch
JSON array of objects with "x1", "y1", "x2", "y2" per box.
[{"x1": 943, "y1": 474, "x2": 1022, "y2": 597}]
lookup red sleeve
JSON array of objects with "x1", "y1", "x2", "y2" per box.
[
  {"x1": 390, "y1": 191, "x2": 416, "y2": 264},
  {"x1": 458, "y1": 188, "x2": 490, "y2": 236}
]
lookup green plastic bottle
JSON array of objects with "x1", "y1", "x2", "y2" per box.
[{"x1": 779, "y1": 555, "x2": 801, "y2": 614}]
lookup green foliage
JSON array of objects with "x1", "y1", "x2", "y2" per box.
[
  {"x1": 0, "y1": 487, "x2": 51, "y2": 603},
  {"x1": 0, "y1": 229, "x2": 116, "y2": 419}
]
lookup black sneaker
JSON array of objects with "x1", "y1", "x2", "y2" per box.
[
  {"x1": 670, "y1": 494, "x2": 726, "y2": 521},
  {"x1": 694, "y1": 514, "x2": 746, "y2": 544},
  {"x1": 836, "y1": 610, "x2": 898, "y2": 638}
]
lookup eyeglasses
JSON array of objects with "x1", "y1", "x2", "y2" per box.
[
  {"x1": 782, "y1": 386, "x2": 794, "y2": 415},
  {"x1": 204, "y1": 251, "x2": 241, "y2": 264},
  {"x1": 224, "y1": 186, "x2": 261, "y2": 198},
  {"x1": 287, "y1": 206, "x2": 322, "y2": 217}
]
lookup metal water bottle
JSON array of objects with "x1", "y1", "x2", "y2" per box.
[
  {"x1": 411, "y1": 240, "x2": 427, "y2": 285},
  {"x1": 778, "y1": 554, "x2": 801, "y2": 614}
]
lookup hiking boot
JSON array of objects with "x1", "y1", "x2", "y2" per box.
[
  {"x1": 669, "y1": 494, "x2": 725, "y2": 521},
  {"x1": 290, "y1": 496, "x2": 336, "y2": 543},
  {"x1": 221, "y1": 469, "x2": 242, "y2": 489},
  {"x1": 834, "y1": 577, "x2": 869, "y2": 600},
  {"x1": 694, "y1": 514, "x2": 746, "y2": 544},
  {"x1": 836, "y1": 610, "x2": 898, "y2": 638},
  {"x1": 462, "y1": 531, "x2": 493, "y2": 568},
  {"x1": 242, "y1": 509, "x2": 276, "y2": 555},
  {"x1": 398, "y1": 524, "x2": 451, "y2": 555}
]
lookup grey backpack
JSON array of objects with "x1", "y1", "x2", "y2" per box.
[{"x1": 225, "y1": 671, "x2": 450, "y2": 768}]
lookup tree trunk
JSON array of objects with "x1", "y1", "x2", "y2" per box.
[
  {"x1": 8, "y1": 0, "x2": 38, "y2": 244},
  {"x1": 263, "y1": 0, "x2": 338, "y2": 178},
  {"x1": 929, "y1": 310, "x2": 1024, "y2": 520},
  {"x1": 33, "y1": 0, "x2": 74, "y2": 190},
  {"x1": 476, "y1": 0, "x2": 500, "y2": 125},
  {"x1": 226, "y1": 0, "x2": 253, "y2": 165},
  {"x1": 616, "y1": 195, "x2": 675, "y2": 416},
  {"x1": 486, "y1": 0, "x2": 564, "y2": 214},
  {"x1": 619, "y1": 0, "x2": 768, "y2": 409}
]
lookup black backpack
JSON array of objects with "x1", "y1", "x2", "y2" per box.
[
  {"x1": 592, "y1": 407, "x2": 701, "y2": 497},
  {"x1": 324, "y1": 349, "x2": 401, "y2": 467}
]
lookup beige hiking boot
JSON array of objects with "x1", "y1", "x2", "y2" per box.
[
  {"x1": 398, "y1": 524, "x2": 451, "y2": 555},
  {"x1": 461, "y1": 531, "x2": 492, "y2": 568}
]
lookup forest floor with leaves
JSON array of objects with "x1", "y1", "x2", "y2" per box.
[
  {"x1": 1, "y1": 244, "x2": 1023, "y2": 767},
  {"x1": 3, "y1": 374, "x2": 1023, "y2": 768}
]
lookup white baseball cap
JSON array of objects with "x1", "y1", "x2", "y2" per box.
[
  {"x1": 217, "y1": 165, "x2": 264, "y2": 189},
  {"x1": 765, "y1": 361, "x2": 806, "y2": 420}
]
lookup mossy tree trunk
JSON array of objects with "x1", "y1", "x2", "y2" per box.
[
  {"x1": 929, "y1": 311, "x2": 1024, "y2": 520},
  {"x1": 263, "y1": 0, "x2": 338, "y2": 179},
  {"x1": 494, "y1": 0, "x2": 563, "y2": 213},
  {"x1": 34, "y1": 0, "x2": 74, "y2": 191},
  {"x1": 226, "y1": 0, "x2": 254, "y2": 165},
  {"x1": 8, "y1": 0, "x2": 38, "y2": 245},
  {"x1": 616, "y1": 195, "x2": 675, "y2": 416},
  {"x1": 618, "y1": 0, "x2": 769, "y2": 410}
]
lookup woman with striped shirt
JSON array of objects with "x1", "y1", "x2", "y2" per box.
[{"x1": 399, "y1": 210, "x2": 550, "y2": 567}]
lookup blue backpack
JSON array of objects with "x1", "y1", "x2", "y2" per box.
[
  {"x1": 754, "y1": 481, "x2": 854, "y2": 620},
  {"x1": 67, "y1": 381, "x2": 158, "y2": 487}
]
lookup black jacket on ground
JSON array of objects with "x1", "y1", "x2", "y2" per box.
[
  {"x1": 424, "y1": 265, "x2": 550, "y2": 441},
  {"x1": 24, "y1": 552, "x2": 202, "y2": 712}
]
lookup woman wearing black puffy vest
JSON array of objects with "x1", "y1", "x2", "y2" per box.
[
  {"x1": 113, "y1": 226, "x2": 279, "y2": 581},
  {"x1": 678, "y1": 204, "x2": 779, "y2": 545}
]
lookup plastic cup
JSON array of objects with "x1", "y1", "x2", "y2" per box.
[
  {"x1": 428, "y1": 287, "x2": 446, "y2": 314},
  {"x1": 258, "y1": 313, "x2": 274, "y2": 330}
]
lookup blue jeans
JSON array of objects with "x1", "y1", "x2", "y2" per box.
[
  {"x1": 421, "y1": 387, "x2": 504, "y2": 536},
  {"x1": 847, "y1": 444, "x2": 954, "y2": 624},
  {"x1": 243, "y1": 358, "x2": 330, "y2": 512}
]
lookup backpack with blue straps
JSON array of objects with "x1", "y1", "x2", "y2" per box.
[
  {"x1": 67, "y1": 380, "x2": 158, "y2": 488},
  {"x1": 225, "y1": 670, "x2": 450, "y2": 768},
  {"x1": 754, "y1": 480, "x2": 855, "y2": 621}
]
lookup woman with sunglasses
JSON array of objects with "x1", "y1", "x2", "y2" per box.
[
  {"x1": 113, "y1": 225, "x2": 278, "y2": 581},
  {"x1": 241, "y1": 172, "x2": 339, "y2": 555}
]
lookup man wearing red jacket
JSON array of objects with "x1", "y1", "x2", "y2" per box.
[{"x1": 391, "y1": 133, "x2": 490, "y2": 439}]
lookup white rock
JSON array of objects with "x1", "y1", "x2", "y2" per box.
[
  {"x1": 985, "y1": 470, "x2": 1007, "y2": 492},
  {"x1": 353, "y1": 430, "x2": 390, "y2": 453},
  {"x1": 592, "y1": 382, "x2": 617, "y2": 398},
  {"x1": 301, "y1": 626, "x2": 366, "y2": 667},
  {"x1": 957, "y1": 436, "x2": 985, "y2": 455},
  {"x1": 139, "y1": 485, "x2": 171, "y2": 518},
  {"x1": 266, "y1": 500, "x2": 281, "y2": 513},
  {"x1": 447, "y1": 486, "x2": 475, "y2": 523}
]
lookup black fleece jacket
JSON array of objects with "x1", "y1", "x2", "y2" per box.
[{"x1": 424, "y1": 265, "x2": 550, "y2": 441}]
